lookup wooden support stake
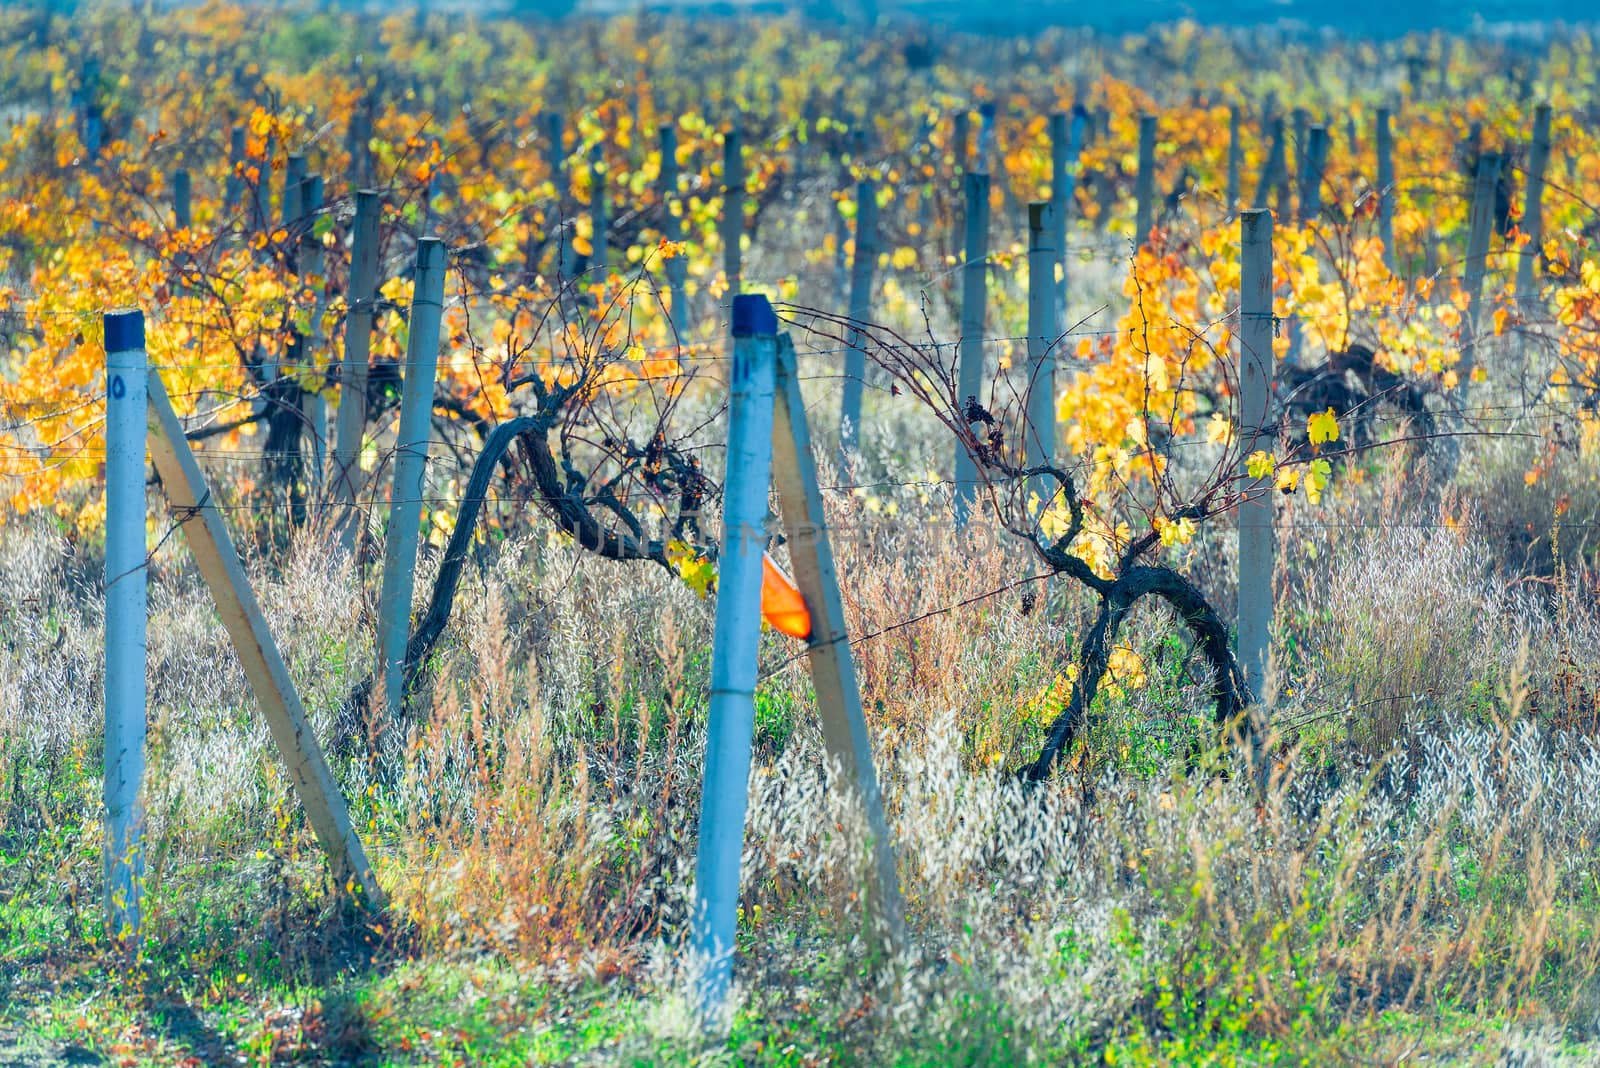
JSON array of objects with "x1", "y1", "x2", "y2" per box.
[
  {"x1": 839, "y1": 179, "x2": 879, "y2": 465},
  {"x1": 1237, "y1": 209, "x2": 1275, "y2": 711},
  {"x1": 104, "y1": 309, "x2": 148, "y2": 943},
  {"x1": 376, "y1": 238, "x2": 446, "y2": 724},
  {"x1": 331, "y1": 189, "x2": 382, "y2": 555},
  {"x1": 771, "y1": 332, "x2": 906, "y2": 958},
  {"x1": 691, "y1": 295, "x2": 779, "y2": 1027},
  {"x1": 1516, "y1": 104, "x2": 1551, "y2": 299},
  {"x1": 954, "y1": 171, "x2": 990, "y2": 526},
  {"x1": 146, "y1": 369, "x2": 384, "y2": 907},
  {"x1": 1134, "y1": 113, "x2": 1157, "y2": 243}
]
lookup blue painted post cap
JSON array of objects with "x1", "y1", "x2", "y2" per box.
[
  {"x1": 104, "y1": 308, "x2": 144, "y2": 352},
  {"x1": 731, "y1": 294, "x2": 777, "y2": 338}
]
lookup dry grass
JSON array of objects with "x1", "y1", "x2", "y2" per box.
[{"x1": 5, "y1": 428, "x2": 1600, "y2": 1063}]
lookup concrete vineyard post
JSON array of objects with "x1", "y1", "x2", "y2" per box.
[
  {"x1": 1286, "y1": 124, "x2": 1327, "y2": 369},
  {"x1": 1297, "y1": 125, "x2": 1328, "y2": 222},
  {"x1": 721, "y1": 126, "x2": 743, "y2": 298},
  {"x1": 952, "y1": 108, "x2": 971, "y2": 174},
  {"x1": 1050, "y1": 108, "x2": 1086, "y2": 318},
  {"x1": 1254, "y1": 114, "x2": 1286, "y2": 213},
  {"x1": 1049, "y1": 112, "x2": 1069, "y2": 232},
  {"x1": 1226, "y1": 105, "x2": 1242, "y2": 213},
  {"x1": 839, "y1": 179, "x2": 879, "y2": 465},
  {"x1": 1026, "y1": 202, "x2": 1059, "y2": 496},
  {"x1": 301, "y1": 174, "x2": 327, "y2": 501},
  {"x1": 376, "y1": 238, "x2": 446, "y2": 724},
  {"x1": 590, "y1": 145, "x2": 609, "y2": 279},
  {"x1": 1134, "y1": 113, "x2": 1157, "y2": 244},
  {"x1": 172, "y1": 168, "x2": 191, "y2": 230},
  {"x1": 104, "y1": 309, "x2": 148, "y2": 944},
  {"x1": 1464, "y1": 151, "x2": 1503, "y2": 373},
  {"x1": 691, "y1": 295, "x2": 779, "y2": 1028},
  {"x1": 332, "y1": 190, "x2": 383, "y2": 556},
  {"x1": 546, "y1": 112, "x2": 576, "y2": 280},
  {"x1": 284, "y1": 153, "x2": 306, "y2": 230},
  {"x1": 1238, "y1": 209, "x2": 1275, "y2": 715},
  {"x1": 954, "y1": 171, "x2": 990, "y2": 527},
  {"x1": 770, "y1": 333, "x2": 907, "y2": 961},
  {"x1": 1376, "y1": 107, "x2": 1395, "y2": 271},
  {"x1": 659, "y1": 123, "x2": 687, "y2": 327},
  {"x1": 1291, "y1": 108, "x2": 1308, "y2": 209},
  {"x1": 144, "y1": 373, "x2": 384, "y2": 907},
  {"x1": 1516, "y1": 104, "x2": 1551, "y2": 298},
  {"x1": 224, "y1": 126, "x2": 246, "y2": 217},
  {"x1": 976, "y1": 101, "x2": 997, "y2": 181}
]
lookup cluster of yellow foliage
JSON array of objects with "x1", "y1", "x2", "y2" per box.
[{"x1": 0, "y1": 5, "x2": 1596, "y2": 546}]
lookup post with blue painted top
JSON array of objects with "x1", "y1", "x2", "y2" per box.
[
  {"x1": 104, "y1": 308, "x2": 148, "y2": 944},
  {"x1": 376, "y1": 237, "x2": 447, "y2": 724},
  {"x1": 691, "y1": 294, "x2": 779, "y2": 1028}
]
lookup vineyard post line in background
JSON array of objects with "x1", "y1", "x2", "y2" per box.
[
  {"x1": 101, "y1": 310, "x2": 385, "y2": 923},
  {"x1": 693, "y1": 294, "x2": 905, "y2": 1029}
]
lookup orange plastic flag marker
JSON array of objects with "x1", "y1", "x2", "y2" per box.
[{"x1": 760, "y1": 552, "x2": 811, "y2": 639}]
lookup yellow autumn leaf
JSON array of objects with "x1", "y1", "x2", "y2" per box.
[
  {"x1": 666, "y1": 540, "x2": 715, "y2": 598},
  {"x1": 1206, "y1": 413, "x2": 1235, "y2": 447},
  {"x1": 1307, "y1": 407, "x2": 1339, "y2": 447},
  {"x1": 1304, "y1": 458, "x2": 1333, "y2": 504},
  {"x1": 1246, "y1": 450, "x2": 1275, "y2": 480}
]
